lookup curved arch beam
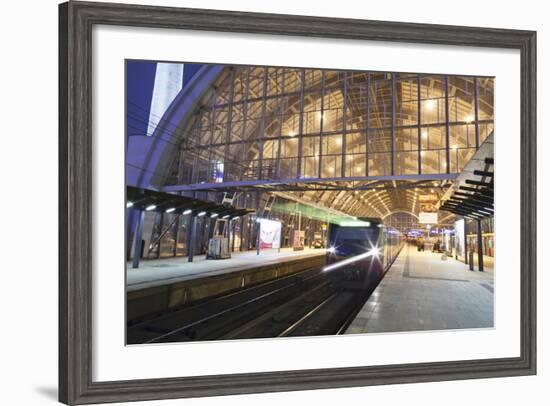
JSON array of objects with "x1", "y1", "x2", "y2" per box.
[{"x1": 127, "y1": 65, "x2": 224, "y2": 189}]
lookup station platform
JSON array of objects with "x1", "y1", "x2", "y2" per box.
[
  {"x1": 346, "y1": 244, "x2": 494, "y2": 334},
  {"x1": 127, "y1": 247, "x2": 324, "y2": 291},
  {"x1": 127, "y1": 247, "x2": 326, "y2": 321}
]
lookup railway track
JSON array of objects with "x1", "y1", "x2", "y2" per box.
[{"x1": 127, "y1": 265, "x2": 370, "y2": 344}]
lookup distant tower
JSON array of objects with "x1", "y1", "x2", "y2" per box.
[{"x1": 147, "y1": 63, "x2": 184, "y2": 136}]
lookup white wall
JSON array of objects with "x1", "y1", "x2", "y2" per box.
[{"x1": 0, "y1": 0, "x2": 546, "y2": 405}]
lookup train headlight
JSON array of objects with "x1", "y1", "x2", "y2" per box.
[
  {"x1": 327, "y1": 246, "x2": 336, "y2": 254},
  {"x1": 323, "y1": 247, "x2": 378, "y2": 272},
  {"x1": 369, "y1": 246, "x2": 380, "y2": 258}
]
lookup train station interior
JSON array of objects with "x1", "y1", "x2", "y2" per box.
[{"x1": 125, "y1": 61, "x2": 494, "y2": 343}]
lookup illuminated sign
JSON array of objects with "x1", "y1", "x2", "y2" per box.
[
  {"x1": 419, "y1": 212, "x2": 438, "y2": 224},
  {"x1": 339, "y1": 220, "x2": 371, "y2": 227},
  {"x1": 259, "y1": 219, "x2": 282, "y2": 250}
]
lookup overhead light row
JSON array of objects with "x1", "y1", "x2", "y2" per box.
[{"x1": 126, "y1": 202, "x2": 237, "y2": 219}]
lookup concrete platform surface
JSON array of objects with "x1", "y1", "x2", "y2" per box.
[
  {"x1": 127, "y1": 247, "x2": 325, "y2": 291},
  {"x1": 346, "y1": 244, "x2": 494, "y2": 334}
]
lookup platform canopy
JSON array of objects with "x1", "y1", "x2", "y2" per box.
[
  {"x1": 126, "y1": 186, "x2": 253, "y2": 218},
  {"x1": 440, "y1": 132, "x2": 494, "y2": 220}
]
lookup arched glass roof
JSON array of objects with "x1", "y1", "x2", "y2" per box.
[{"x1": 145, "y1": 65, "x2": 494, "y2": 219}]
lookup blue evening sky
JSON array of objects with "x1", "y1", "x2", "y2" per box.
[{"x1": 126, "y1": 60, "x2": 203, "y2": 140}]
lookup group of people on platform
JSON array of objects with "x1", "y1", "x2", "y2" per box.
[{"x1": 409, "y1": 238, "x2": 444, "y2": 253}]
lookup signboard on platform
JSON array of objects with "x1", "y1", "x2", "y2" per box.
[
  {"x1": 419, "y1": 212, "x2": 438, "y2": 224},
  {"x1": 292, "y1": 230, "x2": 305, "y2": 250},
  {"x1": 258, "y1": 219, "x2": 281, "y2": 249},
  {"x1": 418, "y1": 193, "x2": 439, "y2": 224}
]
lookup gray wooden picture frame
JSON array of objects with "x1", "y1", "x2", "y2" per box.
[{"x1": 59, "y1": 1, "x2": 537, "y2": 404}]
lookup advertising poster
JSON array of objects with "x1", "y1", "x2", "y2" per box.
[
  {"x1": 259, "y1": 219, "x2": 282, "y2": 249},
  {"x1": 293, "y1": 230, "x2": 305, "y2": 250}
]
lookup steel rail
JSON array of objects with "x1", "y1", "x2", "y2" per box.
[{"x1": 143, "y1": 269, "x2": 327, "y2": 343}]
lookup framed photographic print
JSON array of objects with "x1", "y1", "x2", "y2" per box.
[{"x1": 59, "y1": 1, "x2": 537, "y2": 404}]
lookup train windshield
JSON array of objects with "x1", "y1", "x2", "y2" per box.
[
  {"x1": 334, "y1": 227, "x2": 377, "y2": 242},
  {"x1": 329, "y1": 226, "x2": 380, "y2": 256}
]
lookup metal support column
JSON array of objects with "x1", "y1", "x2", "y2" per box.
[
  {"x1": 417, "y1": 74, "x2": 422, "y2": 174},
  {"x1": 296, "y1": 69, "x2": 306, "y2": 178},
  {"x1": 207, "y1": 87, "x2": 216, "y2": 181},
  {"x1": 464, "y1": 218, "x2": 469, "y2": 266},
  {"x1": 318, "y1": 71, "x2": 325, "y2": 178},
  {"x1": 229, "y1": 218, "x2": 234, "y2": 252},
  {"x1": 258, "y1": 67, "x2": 268, "y2": 180},
  {"x1": 126, "y1": 209, "x2": 138, "y2": 261},
  {"x1": 187, "y1": 214, "x2": 196, "y2": 263},
  {"x1": 278, "y1": 223, "x2": 282, "y2": 253},
  {"x1": 390, "y1": 73, "x2": 396, "y2": 176},
  {"x1": 132, "y1": 210, "x2": 145, "y2": 269},
  {"x1": 223, "y1": 69, "x2": 235, "y2": 180},
  {"x1": 474, "y1": 77, "x2": 480, "y2": 149},
  {"x1": 256, "y1": 219, "x2": 261, "y2": 255},
  {"x1": 240, "y1": 67, "x2": 251, "y2": 180},
  {"x1": 276, "y1": 68, "x2": 285, "y2": 178},
  {"x1": 228, "y1": 218, "x2": 234, "y2": 256},
  {"x1": 341, "y1": 72, "x2": 348, "y2": 178},
  {"x1": 477, "y1": 219, "x2": 484, "y2": 272},
  {"x1": 444, "y1": 75, "x2": 450, "y2": 174},
  {"x1": 365, "y1": 73, "x2": 370, "y2": 176}
]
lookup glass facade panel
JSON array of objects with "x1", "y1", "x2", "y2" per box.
[
  {"x1": 368, "y1": 74, "x2": 392, "y2": 129},
  {"x1": 172, "y1": 66, "x2": 493, "y2": 186},
  {"x1": 322, "y1": 134, "x2": 342, "y2": 156},
  {"x1": 396, "y1": 151, "x2": 419, "y2": 175},
  {"x1": 420, "y1": 125, "x2": 446, "y2": 151},
  {"x1": 345, "y1": 132, "x2": 366, "y2": 155},
  {"x1": 479, "y1": 122, "x2": 494, "y2": 145},
  {"x1": 283, "y1": 69, "x2": 303, "y2": 93},
  {"x1": 323, "y1": 88, "x2": 344, "y2": 132},
  {"x1": 321, "y1": 154, "x2": 341, "y2": 178},
  {"x1": 421, "y1": 149, "x2": 446, "y2": 174},
  {"x1": 450, "y1": 147, "x2": 476, "y2": 174},
  {"x1": 368, "y1": 129, "x2": 391, "y2": 154},
  {"x1": 303, "y1": 92, "x2": 322, "y2": 134},
  {"x1": 396, "y1": 127, "x2": 418, "y2": 152},
  {"x1": 346, "y1": 83, "x2": 368, "y2": 131},
  {"x1": 420, "y1": 75, "x2": 445, "y2": 125},
  {"x1": 449, "y1": 123, "x2": 475, "y2": 149},
  {"x1": 368, "y1": 153, "x2": 392, "y2": 176},
  {"x1": 448, "y1": 76, "x2": 475, "y2": 123},
  {"x1": 477, "y1": 77, "x2": 494, "y2": 121},
  {"x1": 301, "y1": 136, "x2": 320, "y2": 178},
  {"x1": 396, "y1": 76, "x2": 419, "y2": 127}
]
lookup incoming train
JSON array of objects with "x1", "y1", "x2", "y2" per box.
[{"x1": 324, "y1": 217, "x2": 404, "y2": 290}]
